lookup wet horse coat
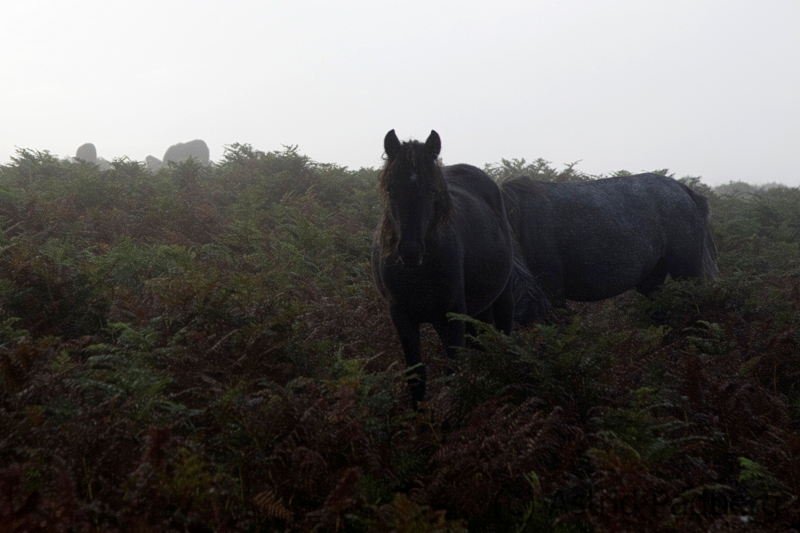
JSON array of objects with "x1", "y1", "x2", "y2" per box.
[
  {"x1": 501, "y1": 173, "x2": 718, "y2": 308},
  {"x1": 372, "y1": 130, "x2": 515, "y2": 404}
]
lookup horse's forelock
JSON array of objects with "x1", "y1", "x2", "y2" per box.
[{"x1": 380, "y1": 140, "x2": 442, "y2": 191}]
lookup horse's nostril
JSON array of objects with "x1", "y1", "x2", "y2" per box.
[
  {"x1": 400, "y1": 252, "x2": 423, "y2": 267},
  {"x1": 399, "y1": 242, "x2": 422, "y2": 258}
]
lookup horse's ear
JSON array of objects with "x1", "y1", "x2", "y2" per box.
[
  {"x1": 425, "y1": 130, "x2": 441, "y2": 159},
  {"x1": 384, "y1": 130, "x2": 401, "y2": 160}
]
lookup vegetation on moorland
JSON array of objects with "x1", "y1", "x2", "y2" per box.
[{"x1": 1, "y1": 147, "x2": 798, "y2": 532}]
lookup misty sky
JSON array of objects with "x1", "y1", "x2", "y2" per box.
[{"x1": 2, "y1": 0, "x2": 798, "y2": 186}]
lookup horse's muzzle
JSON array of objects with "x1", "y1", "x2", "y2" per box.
[{"x1": 398, "y1": 242, "x2": 424, "y2": 268}]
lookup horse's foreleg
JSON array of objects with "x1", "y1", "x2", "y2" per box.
[
  {"x1": 434, "y1": 314, "x2": 466, "y2": 369},
  {"x1": 491, "y1": 281, "x2": 514, "y2": 335},
  {"x1": 390, "y1": 306, "x2": 426, "y2": 405}
]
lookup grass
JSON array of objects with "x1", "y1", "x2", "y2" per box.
[{"x1": 1, "y1": 146, "x2": 799, "y2": 531}]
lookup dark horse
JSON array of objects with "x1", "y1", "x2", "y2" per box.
[
  {"x1": 501, "y1": 173, "x2": 718, "y2": 309},
  {"x1": 372, "y1": 130, "x2": 515, "y2": 404}
]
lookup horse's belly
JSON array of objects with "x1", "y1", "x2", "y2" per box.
[
  {"x1": 561, "y1": 259, "x2": 654, "y2": 301},
  {"x1": 462, "y1": 242, "x2": 512, "y2": 311},
  {"x1": 563, "y1": 279, "x2": 633, "y2": 301}
]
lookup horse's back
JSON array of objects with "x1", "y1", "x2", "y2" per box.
[
  {"x1": 505, "y1": 173, "x2": 705, "y2": 246},
  {"x1": 442, "y1": 164, "x2": 506, "y2": 217}
]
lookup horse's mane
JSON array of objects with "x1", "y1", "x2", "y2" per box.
[{"x1": 378, "y1": 140, "x2": 452, "y2": 257}]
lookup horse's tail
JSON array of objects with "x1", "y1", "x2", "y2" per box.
[
  {"x1": 685, "y1": 187, "x2": 719, "y2": 280},
  {"x1": 510, "y1": 237, "x2": 550, "y2": 325}
]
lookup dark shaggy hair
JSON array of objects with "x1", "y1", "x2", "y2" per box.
[{"x1": 377, "y1": 139, "x2": 452, "y2": 257}]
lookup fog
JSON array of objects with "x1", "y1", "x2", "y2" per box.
[{"x1": 2, "y1": 0, "x2": 798, "y2": 185}]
